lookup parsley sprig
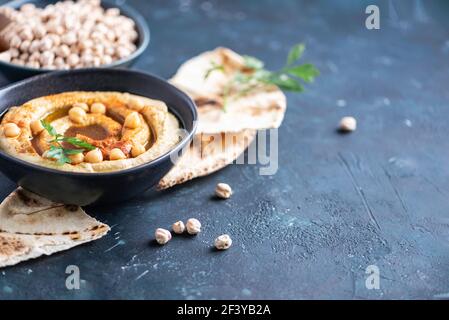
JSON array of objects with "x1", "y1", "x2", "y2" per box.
[
  {"x1": 205, "y1": 43, "x2": 319, "y2": 110},
  {"x1": 41, "y1": 120, "x2": 96, "y2": 165}
]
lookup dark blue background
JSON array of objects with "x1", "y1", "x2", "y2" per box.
[{"x1": 1, "y1": 0, "x2": 449, "y2": 299}]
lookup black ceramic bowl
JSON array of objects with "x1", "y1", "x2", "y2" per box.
[
  {"x1": 0, "y1": 69, "x2": 197, "y2": 205},
  {"x1": 0, "y1": 0, "x2": 150, "y2": 82}
]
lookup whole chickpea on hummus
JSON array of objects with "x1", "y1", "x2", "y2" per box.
[{"x1": 0, "y1": 92, "x2": 181, "y2": 172}]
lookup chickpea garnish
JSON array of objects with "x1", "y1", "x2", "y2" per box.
[
  {"x1": 72, "y1": 102, "x2": 89, "y2": 112},
  {"x1": 131, "y1": 143, "x2": 146, "y2": 158},
  {"x1": 3, "y1": 123, "x2": 21, "y2": 138},
  {"x1": 109, "y1": 148, "x2": 126, "y2": 161},
  {"x1": 90, "y1": 102, "x2": 106, "y2": 114},
  {"x1": 30, "y1": 120, "x2": 44, "y2": 135},
  {"x1": 124, "y1": 112, "x2": 141, "y2": 129},
  {"x1": 69, "y1": 106, "x2": 86, "y2": 124},
  {"x1": 68, "y1": 152, "x2": 84, "y2": 165},
  {"x1": 84, "y1": 149, "x2": 103, "y2": 163}
]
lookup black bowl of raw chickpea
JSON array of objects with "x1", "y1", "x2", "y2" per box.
[{"x1": 0, "y1": 0, "x2": 150, "y2": 81}]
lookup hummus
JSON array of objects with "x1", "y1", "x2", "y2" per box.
[{"x1": 0, "y1": 91, "x2": 181, "y2": 172}]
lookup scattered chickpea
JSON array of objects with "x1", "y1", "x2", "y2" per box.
[
  {"x1": 30, "y1": 120, "x2": 44, "y2": 135},
  {"x1": 155, "y1": 228, "x2": 172, "y2": 245},
  {"x1": 131, "y1": 143, "x2": 146, "y2": 158},
  {"x1": 215, "y1": 183, "x2": 233, "y2": 199},
  {"x1": 186, "y1": 218, "x2": 201, "y2": 235},
  {"x1": 124, "y1": 112, "x2": 141, "y2": 129},
  {"x1": 68, "y1": 106, "x2": 86, "y2": 124},
  {"x1": 172, "y1": 221, "x2": 185, "y2": 234},
  {"x1": 109, "y1": 148, "x2": 126, "y2": 161},
  {"x1": 3, "y1": 123, "x2": 21, "y2": 138},
  {"x1": 84, "y1": 148, "x2": 103, "y2": 163},
  {"x1": 338, "y1": 116, "x2": 357, "y2": 132},
  {"x1": 68, "y1": 152, "x2": 84, "y2": 165},
  {"x1": 90, "y1": 102, "x2": 106, "y2": 114},
  {"x1": 214, "y1": 234, "x2": 232, "y2": 250}
]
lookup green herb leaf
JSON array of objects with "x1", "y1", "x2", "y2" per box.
[
  {"x1": 287, "y1": 43, "x2": 305, "y2": 65},
  {"x1": 203, "y1": 43, "x2": 317, "y2": 111},
  {"x1": 64, "y1": 137, "x2": 96, "y2": 150},
  {"x1": 269, "y1": 74, "x2": 303, "y2": 92},
  {"x1": 63, "y1": 149, "x2": 85, "y2": 155},
  {"x1": 285, "y1": 64, "x2": 320, "y2": 83},
  {"x1": 204, "y1": 62, "x2": 225, "y2": 79},
  {"x1": 41, "y1": 120, "x2": 58, "y2": 136},
  {"x1": 243, "y1": 55, "x2": 264, "y2": 70},
  {"x1": 46, "y1": 146, "x2": 71, "y2": 165}
]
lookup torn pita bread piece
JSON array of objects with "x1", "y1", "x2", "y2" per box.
[
  {"x1": 158, "y1": 129, "x2": 256, "y2": 190},
  {"x1": 170, "y1": 47, "x2": 287, "y2": 134},
  {"x1": 0, "y1": 188, "x2": 109, "y2": 268}
]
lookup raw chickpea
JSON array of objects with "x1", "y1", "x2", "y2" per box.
[
  {"x1": 109, "y1": 148, "x2": 126, "y2": 161},
  {"x1": 27, "y1": 61, "x2": 40, "y2": 69},
  {"x1": 214, "y1": 234, "x2": 232, "y2": 250},
  {"x1": 3, "y1": 123, "x2": 21, "y2": 138},
  {"x1": 338, "y1": 116, "x2": 357, "y2": 132},
  {"x1": 9, "y1": 48, "x2": 19, "y2": 58},
  {"x1": 11, "y1": 58, "x2": 24, "y2": 65},
  {"x1": 19, "y1": 28, "x2": 33, "y2": 41},
  {"x1": 72, "y1": 102, "x2": 89, "y2": 112},
  {"x1": 67, "y1": 53, "x2": 80, "y2": 67},
  {"x1": 29, "y1": 40, "x2": 41, "y2": 53},
  {"x1": 172, "y1": 221, "x2": 185, "y2": 234},
  {"x1": 19, "y1": 40, "x2": 31, "y2": 52},
  {"x1": 84, "y1": 148, "x2": 103, "y2": 163},
  {"x1": 215, "y1": 183, "x2": 233, "y2": 199},
  {"x1": 19, "y1": 53, "x2": 29, "y2": 61},
  {"x1": 68, "y1": 152, "x2": 84, "y2": 165},
  {"x1": 33, "y1": 25, "x2": 47, "y2": 39},
  {"x1": 90, "y1": 102, "x2": 106, "y2": 114},
  {"x1": 56, "y1": 44, "x2": 71, "y2": 58},
  {"x1": 131, "y1": 143, "x2": 145, "y2": 158},
  {"x1": 39, "y1": 37, "x2": 53, "y2": 51},
  {"x1": 9, "y1": 35, "x2": 21, "y2": 48},
  {"x1": 61, "y1": 32, "x2": 77, "y2": 46},
  {"x1": 186, "y1": 218, "x2": 201, "y2": 235},
  {"x1": 101, "y1": 55, "x2": 112, "y2": 65},
  {"x1": 39, "y1": 51, "x2": 55, "y2": 66},
  {"x1": 155, "y1": 228, "x2": 172, "y2": 245},
  {"x1": 124, "y1": 112, "x2": 141, "y2": 129},
  {"x1": 69, "y1": 106, "x2": 86, "y2": 124},
  {"x1": 30, "y1": 120, "x2": 44, "y2": 135},
  {"x1": 54, "y1": 56, "x2": 65, "y2": 68}
]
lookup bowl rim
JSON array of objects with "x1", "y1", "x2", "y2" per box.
[
  {"x1": 0, "y1": 0, "x2": 151, "y2": 72},
  {"x1": 0, "y1": 68, "x2": 198, "y2": 177}
]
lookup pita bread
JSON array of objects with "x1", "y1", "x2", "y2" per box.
[
  {"x1": 158, "y1": 47, "x2": 286, "y2": 188},
  {"x1": 170, "y1": 47, "x2": 287, "y2": 134},
  {"x1": 0, "y1": 188, "x2": 109, "y2": 268},
  {"x1": 158, "y1": 130, "x2": 256, "y2": 190}
]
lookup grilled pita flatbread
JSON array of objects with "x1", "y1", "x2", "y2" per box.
[
  {"x1": 0, "y1": 188, "x2": 109, "y2": 268},
  {"x1": 158, "y1": 130, "x2": 256, "y2": 190},
  {"x1": 158, "y1": 48, "x2": 286, "y2": 188},
  {"x1": 170, "y1": 47, "x2": 286, "y2": 134}
]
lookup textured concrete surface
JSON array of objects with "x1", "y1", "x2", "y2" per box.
[{"x1": 1, "y1": 0, "x2": 449, "y2": 299}]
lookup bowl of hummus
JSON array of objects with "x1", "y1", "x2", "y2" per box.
[{"x1": 0, "y1": 69, "x2": 197, "y2": 205}]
